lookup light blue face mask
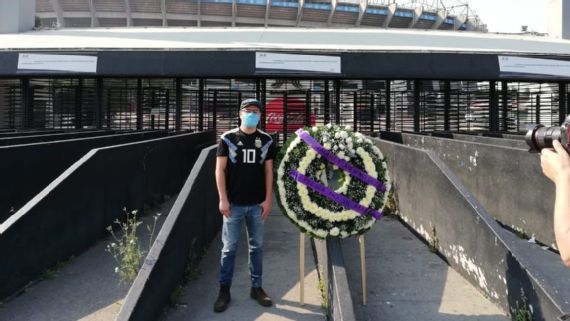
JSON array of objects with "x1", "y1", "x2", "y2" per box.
[{"x1": 242, "y1": 112, "x2": 260, "y2": 128}]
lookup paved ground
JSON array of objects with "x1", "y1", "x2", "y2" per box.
[
  {"x1": 161, "y1": 203, "x2": 326, "y2": 321},
  {"x1": 0, "y1": 197, "x2": 513, "y2": 321},
  {"x1": 342, "y1": 216, "x2": 510, "y2": 321},
  {"x1": 0, "y1": 197, "x2": 174, "y2": 321}
]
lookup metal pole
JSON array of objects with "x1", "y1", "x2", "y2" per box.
[
  {"x1": 335, "y1": 79, "x2": 341, "y2": 125},
  {"x1": 256, "y1": 79, "x2": 261, "y2": 100},
  {"x1": 516, "y1": 91, "x2": 520, "y2": 132},
  {"x1": 95, "y1": 78, "x2": 103, "y2": 129},
  {"x1": 305, "y1": 90, "x2": 311, "y2": 127},
  {"x1": 213, "y1": 90, "x2": 217, "y2": 132},
  {"x1": 136, "y1": 79, "x2": 143, "y2": 130},
  {"x1": 501, "y1": 81, "x2": 508, "y2": 131},
  {"x1": 198, "y1": 79, "x2": 204, "y2": 132},
  {"x1": 324, "y1": 81, "x2": 330, "y2": 124},
  {"x1": 165, "y1": 89, "x2": 170, "y2": 130},
  {"x1": 175, "y1": 78, "x2": 182, "y2": 131},
  {"x1": 413, "y1": 80, "x2": 420, "y2": 132},
  {"x1": 106, "y1": 89, "x2": 111, "y2": 129},
  {"x1": 444, "y1": 81, "x2": 450, "y2": 131},
  {"x1": 283, "y1": 92, "x2": 288, "y2": 142},
  {"x1": 21, "y1": 78, "x2": 32, "y2": 129},
  {"x1": 489, "y1": 81, "x2": 498, "y2": 132},
  {"x1": 353, "y1": 91, "x2": 357, "y2": 131},
  {"x1": 238, "y1": 90, "x2": 243, "y2": 130},
  {"x1": 261, "y1": 79, "x2": 266, "y2": 131},
  {"x1": 370, "y1": 93, "x2": 375, "y2": 134},
  {"x1": 559, "y1": 83, "x2": 567, "y2": 124},
  {"x1": 535, "y1": 94, "x2": 540, "y2": 124},
  {"x1": 75, "y1": 79, "x2": 83, "y2": 129},
  {"x1": 386, "y1": 81, "x2": 391, "y2": 131}
]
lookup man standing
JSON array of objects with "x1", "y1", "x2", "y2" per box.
[{"x1": 214, "y1": 98, "x2": 277, "y2": 312}]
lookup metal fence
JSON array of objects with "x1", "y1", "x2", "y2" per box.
[{"x1": 0, "y1": 78, "x2": 567, "y2": 140}]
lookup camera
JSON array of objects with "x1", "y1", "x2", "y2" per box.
[{"x1": 525, "y1": 115, "x2": 570, "y2": 153}]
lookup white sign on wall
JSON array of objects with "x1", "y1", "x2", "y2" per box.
[
  {"x1": 256, "y1": 52, "x2": 341, "y2": 74},
  {"x1": 17, "y1": 53, "x2": 98, "y2": 73},
  {"x1": 498, "y1": 55, "x2": 570, "y2": 78}
]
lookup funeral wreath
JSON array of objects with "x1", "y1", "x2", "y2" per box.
[{"x1": 275, "y1": 124, "x2": 391, "y2": 239}]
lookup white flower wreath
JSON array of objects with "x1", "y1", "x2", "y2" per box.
[{"x1": 275, "y1": 124, "x2": 391, "y2": 239}]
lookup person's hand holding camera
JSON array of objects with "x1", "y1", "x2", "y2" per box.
[
  {"x1": 540, "y1": 139, "x2": 570, "y2": 267},
  {"x1": 541, "y1": 139, "x2": 570, "y2": 185}
]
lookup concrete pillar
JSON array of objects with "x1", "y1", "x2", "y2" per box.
[
  {"x1": 547, "y1": 0, "x2": 570, "y2": 40},
  {"x1": 0, "y1": 0, "x2": 36, "y2": 34},
  {"x1": 355, "y1": 0, "x2": 367, "y2": 27}
]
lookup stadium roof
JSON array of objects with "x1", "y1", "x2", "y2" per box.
[
  {"x1": 1, "y1": 27, "x2": 569, "y2": 80},
  {"x1": 0, "y1": 27, "x2": 568, "y2": 55}
]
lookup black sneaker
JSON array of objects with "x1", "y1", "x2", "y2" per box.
[
  {"x1": 250, "y1": 287, "x2": 272, "y2": 307},
  {"x1": 213, "y1": 285, "x2": 231, "y2": 312}
]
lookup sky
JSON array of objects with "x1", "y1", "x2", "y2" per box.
[{"x1": 466, "y1": 0, "x2": 547, "y2": 33}]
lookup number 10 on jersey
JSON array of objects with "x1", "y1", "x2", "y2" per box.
[{"x1": 242, "y1": 149, "x2": 256, "y2": 163}]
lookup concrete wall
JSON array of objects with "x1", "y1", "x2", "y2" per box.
[
  {"x1": 380, "y1": 131, "x2": 557, "y2": 248},
  {"x1": 0, "y1": 130, "x2": 63, "y2": 137},
  {"x1": 0, "y1": 0, "x2": 35, "y2": 34},
  {"x1": 0, "y1": 130, "x2": 113, "y2": 146},
  {"x1": 375, "y1": 138, "x2": 570, "y2": 320},
  {"x1": 0, "y1": 130, "x2": 169, "y2": 223},
  {"x1": 312, "y1": 237, "x2": 356, "y2": 321},
  {"x1": 547, "y1": 0, "x2": 570, "y2": 40},
  {"x1": 117, "y1": 146, "x2": 222, "y2": 321},
  {"x1": 429, "y1": 132, "x2": 528, "y2": 149},
  {"x1": 0, "y1": 131, "x2": 216, "y2": 300}
]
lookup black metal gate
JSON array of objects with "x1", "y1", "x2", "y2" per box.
[{"x1": 0, "y1": 77, "x2": 568, "y2": 135}]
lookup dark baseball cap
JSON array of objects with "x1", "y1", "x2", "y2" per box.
[{"x1": 240, "y1": 98, "x2": 263, "y2": 111}]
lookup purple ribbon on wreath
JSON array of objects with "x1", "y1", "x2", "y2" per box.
[
  {"x1": 288, "y1": 128, "x2": 386, "y2": 220},
  {"x1": 290, "y1": 169, "x2": 382, "y2": 219},
  {"x1": 295, "y1": 128, "x2": 386, "y2": 193}
]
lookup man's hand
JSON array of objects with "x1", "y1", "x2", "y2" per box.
[
  {"x1": 541, "y1": 139, "x2": 570, "y2": 185},
  {"x1": 219, "y1": 199, "x2": 231, "y2": 218},
  {"x1": 260, "y1": 198, "x2": 272, "y2": 220}
]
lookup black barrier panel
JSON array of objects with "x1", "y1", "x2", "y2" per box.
[
  {"x1": 0, "y1": 131, "x2": 216, "y2": 300},
  {"x1": 117, "y1": 145, "x2": 221, "y2": 321},
  {"x1": 429, "y1": 131, "x2": 528, "y2": 149},
  {"x1": 0, "y1": 130, "x2": 117, "y2": 146},
  {"x1": 312, "y1": 237, "x2": 356, "y2": 321},
  {"x1": 0, "y1": 130, "x2": 171, "y2": 223},
  {"x1": 375, "y1": 138, "x2": 570, "y2": 320},
  {"x1": 380, "y1": 131, "x2": 556, "y2": 248},
  {"x1": 0, "y1": 130, "x2": 64, "y2": 137}
]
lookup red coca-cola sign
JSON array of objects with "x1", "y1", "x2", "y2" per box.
[{"x1": 264, "y1": 97, "x2": 315, "y2": 133}]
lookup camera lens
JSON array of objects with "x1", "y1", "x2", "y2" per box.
[{"x1": 525, "y1": 124, "x2": 568, "y2": 153}]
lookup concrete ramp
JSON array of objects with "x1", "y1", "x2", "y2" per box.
[
  {"x1": 162, "y1": 210, "x2": 326, "y2": 321},
  {"x1": 342, "y1": 216, "x2": 509, "y2": 321},
  {"x1": 0, "y1": 197, "x2": 174, "y2": 321}
]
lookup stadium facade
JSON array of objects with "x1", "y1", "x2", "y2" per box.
[
  {"x1": 0, "y1": 0, "x2": 569, "y2": 142},
  {"x1": 34, "y1": 0, "x2": 485, "y2": 31}
]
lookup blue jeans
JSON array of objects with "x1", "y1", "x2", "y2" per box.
[{"x1": 219, "y1": 204, "x2": 264, "y2": 288}]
